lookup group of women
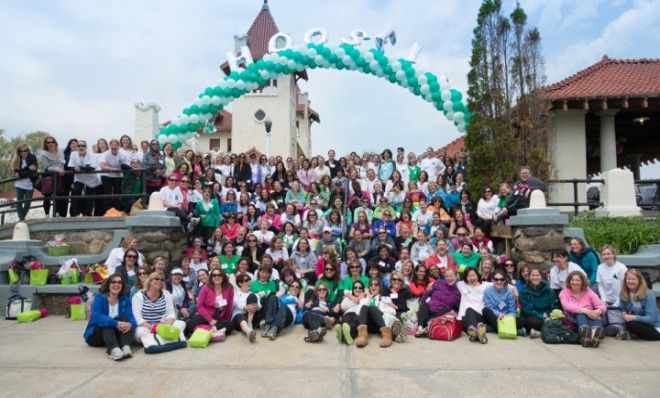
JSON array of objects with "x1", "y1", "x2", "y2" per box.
[{"x1": 59, "y1": 143, "x2": 656, "y2": 360}]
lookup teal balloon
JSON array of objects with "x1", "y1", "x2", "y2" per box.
[
  {"x1": 231, "y1": 88, "x2": 242, "y2": 98},
  {"x1": 273, "y1": 64, "x2": 283, "y2": 73},
  {"x1": 199, "y1": 104, "x2": 210, "y2": 114},
  {"x1": 388, "y1": 75, "x2": 397, "y2": 83},
  {"x1": 405, "y1": 67, "x2": 415, "y2": 77},
  {"x1": 255, "y1": 60, "x2": 266, "y2": 69},
  {"x1": 452, "y1": 101, "x2": 465, "y2": 113},
  {"x1": 450, "y1": 89, "x2": 462, "y2": 102},
  {"x1": 407, "y1": 77, "x2": 419, "y2": 87},
  {"x1": 204, "y1": 87, "x2": 213, "y2": 96},
  {"x1": 431, "y1": 92, "x2": 442, "y2": 102},
  {"x1": 189, "y1": 104, "x2": 200, "y2": 114},
  {"x1": 413, "y1": 87, "x2": 421, "y2": 96},
  {"x1": 229, "y1": 71, "x2": 240, "y2": 80},
  {"x1": 429, "y1": 81, "x2": 440, "y2": 92},
  {"x1": 425, "y1": 73, "x2": 438, "y2": 83}
]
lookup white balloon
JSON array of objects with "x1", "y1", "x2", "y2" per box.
[
  {"x1": 342, "y1": 55, "x2": 352, "y2": 65},
  {"x1": 443, "y1": 101, "x2": 453, "y2": 113},
  {"x1": 418, "y1": 74, "x2": 427, "y2": 84},
  {"x1": 226, "y1": 79, "x2": 236, "y2": 88},
  {"x1": 440, "y1": 82, "x2": 451, "y2": 91},
  {"x1": 457, "y1": 124, "x2": 467, "y2": 133},
  {"x1": 287, "y1": 60, "x2": 296, "y2": 70},
  {"x1": 189, "y1": 114, "x2": 200, "y2": 123},
  {"x1": 439, "y1": 75, "x2": 449, "y2": 84},
  {"x1": 236, "y1": 80, "x2": 246, "y2": 89},
  {"x1": 308, "y1": 48, "x2": 318, "y2": 58},
  {"x1": 396, "y1": 70, "x2": 405, "y2": 81},
  {"x1": 454, "y1": 112, "x2": 465, "y2": 123},
  {"x1": 167, "y1": 134, "x2": 178, "y2": 144},
  {"x1": 211, "y1": 96, "x2": 221, "y2": 105},
  {"x1": 420, "y1": 85, "x2": 430, "y2": 95},
  {"x1": 335, "y1": 47, "x2": 346, "y2": 57},
  {"x1": 392, "y1": 62, "x2": 402, "y2": 72},
  {"x1": 446, "y1": 110, "x2": 454, "y2": 120},
  {"x1": 262, "y1": 53, "x2": 272, "y2": 62},
  {"x1": 375, "y1": 70, "x2": 384, "y2": 77},
  {"x1": 201, "y1": 95, "x2": 211, "y2": 105},
  {"x1": 441, "y1": 90, "x2": 452, "y2": 102},
  {"x1": 259, "y1": 70, "x2": 270, "y2": 80},
  {"x1": 315, "y1": 55, "x2": 325, "y2": 65}
]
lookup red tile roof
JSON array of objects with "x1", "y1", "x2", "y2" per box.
[
  {"x1": 439, "y1": 135, "x2": 465, "y2": 159},
  {"x1": 245, "y1": 1, "x2": 279, "y2": 62},
  {"x1": 544, "y1": 55, "x2": 660, "y2": 101},
  {"x1": 214, "y1": 110, "x2": 232, "y2": 132}
]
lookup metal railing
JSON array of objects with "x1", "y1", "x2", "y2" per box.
[
  {"x1": 546, "y1": 178, "x2": 604, "y2": 216},
  {"x1": 635, "y1": 179, "x2": 660, "y2": 211},
  {"x1": 0, "y1": 168, "x2": 150, "y2": 225}
]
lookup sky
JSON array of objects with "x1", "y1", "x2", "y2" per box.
[{"x1": 0, "y1": 0, "x2": 658, "y2": 176}]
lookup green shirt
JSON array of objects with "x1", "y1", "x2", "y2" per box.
[
  {"x1": 219, "y1": 255, "x2": 240, "y2": 274},
  {"x1": 408, "y1": 165, "x2": 421, "y2": 182},
  {"x1": 451, "y1": 251, "x2": 481, "y2": 271},
  {"x1": 250, "y1": 279, "x2": 277, "y2": 304},
  {"x1": 339, "y1": 275, "x2": 369, "y2": 292}
]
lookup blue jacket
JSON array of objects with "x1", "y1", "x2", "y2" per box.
[
  {"x1": 484, "y1": 285, "x2": 517, "y2": 317},
  {"x1": 83, "y1": 293, "x2": 137, "y2": 341},
  {"x1": 444, "y1": 191, "x2": 460, "y2": 211},
  {"x1": 570, "y1": 248, "x2": 599, "y2": 285},
  {"x1": 621, "y1": 292, "x2": 660, "y2": 329}
]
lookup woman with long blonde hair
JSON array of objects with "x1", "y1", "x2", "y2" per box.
[
  {"x1": 620, "y1": 269, "x2": 660, "y2": 340},
  {"x1": 11, "y1": 144, "x2": 38, "y2": 221}
]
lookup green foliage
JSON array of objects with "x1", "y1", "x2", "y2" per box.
[{"x1": 569, "y1": 215, "x2": 660, "y2": 255}]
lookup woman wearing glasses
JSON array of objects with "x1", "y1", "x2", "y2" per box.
[
  {"x1": 483, "y1": 269, "x2": 525, "y2": 336},
  {"x1": 142, "y1": 139, "x2": 166, "y2": 196},
  {"x1": 11, "y1": 144, "x2": 38, "y2": 221},
  {"x1": 38, "y1": 136, "x2": 67, "y2": 217},
  {"x1": 336, "y1": 280, "x2": 366, "y2": 345},
  {"x1": 84, "y1": 274, "x2": 137, "y2": 360},
  {"x1": 302, "y1": 281, "x2": 337, "y2": 343},
  {"x1": 232, "y1": 274, "x2": 259, "y2": 342},
  {"x1": 132, "y1": 271, "x2": 186, "y2": 345},
  {"x1": 68, "y1": 140, "x2": 102, "y2": 216},
  {"x1": 355, "y1": 278, "x2": 397, "y2": 348},
  {"x1": 185, "y1": 268, "x2": 234, "y2": 341},
  {"x1": 115, "y1": 249, "x2": 140, "y2": 288}
]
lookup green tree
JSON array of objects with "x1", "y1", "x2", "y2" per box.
[
  {"x1": 465, "y1": 0, "x2": 550, "y2": 194},
  {"x1": 0, "y1": 129, "x2": 53, "y2": 192}
]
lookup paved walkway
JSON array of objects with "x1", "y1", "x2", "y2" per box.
[{"x1": 0, "y1": 317, "x2": 658, "y2": 397}]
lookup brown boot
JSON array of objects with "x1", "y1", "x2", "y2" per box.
[
  {"x1": 355, "y1": 325, "x2": 369, "y2": 348},
  {"x1": 379, "y1": 327, "x2": 393, "y2": 348}
]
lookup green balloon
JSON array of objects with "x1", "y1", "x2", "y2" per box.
[
  {"x1": 388, "y1": 75, "x2": 397, "y2": 83},
  {"x1": 199, "y1": 104, "x2": 210, "y2": 114},
  {"x1": 231, "y1": 88, "x2": 242, "y2": 98},
  {"x1": 407, "y1": 77, "x2": 419, "y2": 87},
  {"x1": 450, "y1": 89, "x2": 462, "y2": 102}
]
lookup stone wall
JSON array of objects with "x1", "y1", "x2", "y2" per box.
[
  {"x1": 30, "y1": 230, "x2": 114, "y2": 255},
  {"x1": 131, "y1": 227, "x2": 187, "y2": 266},
  {"x1": 512, "y1": 225, "x2": 566, "y2": 271}
]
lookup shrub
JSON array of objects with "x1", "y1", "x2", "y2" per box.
[{"x1": 568, "y1": 215, "x2": 660, "y2": 255}]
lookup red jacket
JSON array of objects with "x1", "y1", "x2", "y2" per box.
[{"x1": 195, "y1": 284, "x2": 234, "y2": 323}]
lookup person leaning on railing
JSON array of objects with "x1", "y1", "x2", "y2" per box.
[
  {"x1": 11, "y1": 144, "x2": 38, "y2": 221},
  {"x1": 68, "y1": 140, "x2": 103, "y2": 217},
  {"x1": 38, "y1": 136, "x2": 67, "y2": 217}
]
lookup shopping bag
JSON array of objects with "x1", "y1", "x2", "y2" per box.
[
  {"x1": 8, "y1": 269, "x2": 19, "y2": 285},
  {"x1": 17, "y1": 310, "x2": 42, "y2": 323},
  {"x1": 29, "y1": 269, "x2": 49, "y2": 286},
  {"x1": 70, "y1": 303, "x2": 87, "y2": 321},
  {"x1": 6, "y1": 295, "x2": 32, "y2": 320},
  {"x1": 156, "y1": 323, "x2": 181, "y2": 340},
  {"x1": 189, "y1": 328, "x2": 213, "y2": 348},
  {"x1": 497, "y1": 315, "x2": 518, "y2": 339}
]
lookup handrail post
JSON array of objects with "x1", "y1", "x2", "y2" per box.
[
  {"x1": 142, "y1": 168, "x2": 148, "y2": 208},
  {"x1": 51, "y1": 172, "x2": 57, "y2": 218},
  {"x1": 572, "y1": 178, "x2": 579, "y2": 217}
]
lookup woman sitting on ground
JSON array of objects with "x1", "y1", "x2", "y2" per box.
[
  {"x1": 519, "y1": 267, "x2": 558, "y2": 338},
  {"x1": 84, "y1": 274, "x2": 137, "y2": 361},
  {"x1": 415, "y1": 268, "x2": 461, "y2": 337},
  {"x1": 261, "y1": 274, "x2": 301, "y2": 340},
  {"x1": 457, "y1": 268, "x2": 491, "y2": 344},
  {"x1": 132, "y1": 272, "x2": 187, "y2": 345},
  {"x1": 620, "y1": 269, "x2": 660, "y2": 341},
  {"x1": 165, "y1": 268, "x2": 192, "y2": 320},
  {"x1": 336, "y1": 280, "x2": 366, "y2": 345},
  {"x1": 408, "y1": 264, "x2": 430, "y2": 298},
  {"x1": 559, "y1": 271, "x2": 607, "y2": 348},
  {"x1": 302, "y1": 281, "x2": 337, "y2": 343},
  {"x1": 483, "y1": 269, "x2": 525, "y2": 336},
  {"x1": 354, "y1": 278, "x2": 398, "y2": 348},
  {"x1": 231, "y1": 274, "x2": 259, "y2": 343},
  {"x1": 184, "y1": 268, "x2": 234, "y2": 341}
]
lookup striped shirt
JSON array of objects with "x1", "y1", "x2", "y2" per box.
[{"x1": 141, "y1": 292, "x2": 167, "y2": 324}]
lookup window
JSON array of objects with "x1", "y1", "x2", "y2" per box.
[
  {"x1": 227, "y1": 138, "x2": 232, "y2": 153},
  {"x1": 209, "y1": 139, "x2": 220, "y2": 151}
]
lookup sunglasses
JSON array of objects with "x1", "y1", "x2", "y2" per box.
[
  {"x1": 378, "y1": 231, "x2": 387, "y2": 234},
  {"x1": 457, "y1": 233, "x2": 467, "y2": 237},
  {"x1": 238, "y1": 279, "x2": 250, "y2": 284},
  {"x1": 493, "y1": 278, "x2": 505, "y2": 282},
  {"x1": 138, "y1": 272, "x2": 147, "y2": 276},
  {"x1": 181, "y1": 180, "x2": 190, "y2": 183},
  {"x1": 505, "y1": 263, "x2": 514, "y2": 267},
  {"x1": 46, "y1": 140, "x2": 56, "y2": 144},
  {"x1": 109, "y1": 280, "x2": 123, "y2": 285},
  {"x1": 316, "y1": 288, "x2": 328, "y2": 292},
  {"x1": 324, "y1": 268, "x2": 335, "y2": 272},
  {"x1": 349, "y1": 266, "x2": 361, "y2": 269},
  {"x1": 153, "y1": 278, "x2": 164, "y2": 282},
  {"x1": 19, "y1": 149, "x2": 29, "y2": 153},
  {"x1": 353, "y1": 286, "x2": 364, "y2": 290},
  {"x1": 484, "y1": 190, "x2": 492, "y2": 193},
  {"x1": 391, "y1": 278, "x2": 402, "y2": 282},
  {"x1": 169, "y1": 178, "x2": 178, "y2": 182},
  {"x1": 126, "y1": 254, "x2": 138, "y2": 259}
]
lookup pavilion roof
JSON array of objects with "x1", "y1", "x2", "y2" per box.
[{"x1": 544, "y1": 55, "x2": 660, "y2": 101}]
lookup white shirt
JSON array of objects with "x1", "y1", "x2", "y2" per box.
[
  {"x1": 15, "y1": 159, "x2": 33, "y2": 190},
  {"x1": 550, "y1": 262, "x2": 586, "y2": 290},
  {"x1": 99, "y1": 150, "x2": 126, "y2": 178},
  {"x1": 412, "y1": 209, "x2": 433, "y2": 227},
  {"x1": 69, "y1": 152, "x2": 101, "y2": 187},
  {"x1": 253, "y1": 230, "x2": 274, "y2": 246},
  {"x1": 190, "y1": 261, "x2": 208, "y2": 273},
  {"x1": 457, "y1": 281, "x2": 492, "y2": 319},
  {"x1": 420, "y1": 157, "x2": 444, "y2": 181},
  {"x1": 314, "y1": 166, "x2": 330, "y2": 181},
  {"x1": 477, "y1": 196, "x2": 500, "y2": 219},
  {"x1": 160, "y1": 185, "x2": 183, "y2": 208},
  {"x1": 597, "y1": 261, "x2": 628, "y2": 305}
]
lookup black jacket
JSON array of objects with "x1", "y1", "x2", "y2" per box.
[{"x1": 15, "y1": 153, "x2": 39, "y2": 183}]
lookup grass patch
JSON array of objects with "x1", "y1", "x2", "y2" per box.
[{"x1": 568, "y1": 214, "x2": 660, "y2": 254}]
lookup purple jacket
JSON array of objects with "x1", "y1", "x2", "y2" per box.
[{"x1": 421, "y1": 280, "x2": 461, "y2": 313}]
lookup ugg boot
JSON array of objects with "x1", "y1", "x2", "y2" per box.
[
  {"x1": 355, "y1": 325, "x2": 369, "y2": 347},
  {"x1": 379, "y1": 326, "x2": 393, "y2": 348}
]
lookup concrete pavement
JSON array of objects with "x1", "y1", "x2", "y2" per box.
[{"x1": 0, "y1": 317, "x2": 658, "y2": 397}]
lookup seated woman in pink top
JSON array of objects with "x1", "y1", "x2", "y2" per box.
[
  {"x1": 184, "y1": 268, "x2": 234, "y2": 341},
  {"x1": 559, "y1": 271, "x2": 607, "y2": 348}
]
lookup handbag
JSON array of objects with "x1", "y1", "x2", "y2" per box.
[
  {"x1": 29, "y1": 269, "x2": 49, "y2": 286},
  {"x1": 6, "y1": 295, "x2": 32, "y2": 320},
  {"x1": 497, "y1": 315, "x2": 518, "y2": 339},
  {"x1": 428, "y1": 310, "x2": 463, "y2": 341},
  {"x1": 156, "y1": 323, "x2": 181, "y2": 340},
  {"x1": 70, "y1": 303, "x2": 87, "y2": 321},
  {"x1": 143, "y1": 334, "x2": 187, "y2": 354}
]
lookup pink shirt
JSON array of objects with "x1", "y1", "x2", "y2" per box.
[
  {"x1": 558, "y1": 287, "x2": 607, "y2": 316},
  {"x1": 196, "y1": 284, "x2": 234, "y2": 323}
]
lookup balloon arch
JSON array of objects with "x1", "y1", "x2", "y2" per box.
[{"x1": 156, "y1": 42, "x2": 472, "y2": 148}]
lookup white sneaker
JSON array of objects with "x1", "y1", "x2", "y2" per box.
[
  {"x1": 108, "y1": 347, "x2": 124, "y2": 361},
  {"x1": 187, "y1": 218, "x2": 200, "y2": 232},
  {"x1": 121, "y1": 345, "x2": 133, "y2": 358},
  {"x1": 530, "y1": 329, "x2": 542, "y2": 339}
]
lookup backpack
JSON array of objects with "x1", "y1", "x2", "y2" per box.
[
  {"x1": 6, "y1": 295, "x2": 32, "y2": 320},
  {"x1": 541, "y1": 319, "x2": 580, "y2": 344},
  {"x1": 428, "y1": 310, "x2": 462, "y2": 341}
]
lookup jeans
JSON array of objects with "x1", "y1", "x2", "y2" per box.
[
  {"x1": 358, "y1": 306, "x2": 385, "y2": 333},
  {"x1": 626, "y1": 321, "x2": 660, "y2": 341},
  {"x1": 15, "y1": 187, "x2": 33, "y2": 221},
  {"x1": 263, "y1": 294, "x2": 293, "y2": 334},
  {"x1": 184, "y1": 313, "x2": 232, "y2": 337},
  {"x1": 576, "y1": 313, "x2": 604, "y2": 329}
]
